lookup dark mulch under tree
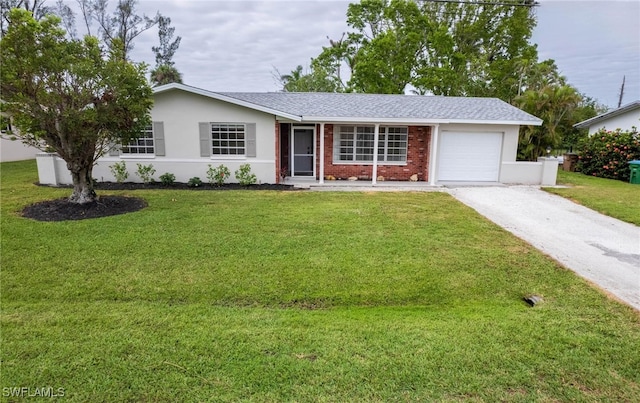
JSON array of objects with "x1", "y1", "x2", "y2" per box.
[
  {"x1": 22, "y1": 196, "x2": 147, "y2": 222},
  {"x1": 24, "y1": 182, "x2": 301, "y2": 222}
]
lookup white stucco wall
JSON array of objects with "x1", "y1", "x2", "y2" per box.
[
  {"x1": 41, "y1": 89, "x2": 279, "y2": 185},
  {"x1": 149, "y1": 90, "x2": 277, "y2": 162},
  {"x1": 587, "y1": 108, "x2": 640, "y2": 135},
  {"x1": 500, "y1": 162, "x2": 542, "y2": 184},
  {"x1": 500, "y1": 158, "x2": 558, "y2": 185}
]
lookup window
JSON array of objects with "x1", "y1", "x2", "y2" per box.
[
  {"x1": 211, "y1": 123, "x2": 245, "y2": 155},
  {"x1": 378, "y1": 127, "x2": 408, "y2": 162},
  {"x1": 335, "y1": 126, "x2": 407, "y2": 163},
  {"x1": 0, "y1": 115, "x2": 12, "y2": 135},
  {"x1": 122, "y1": 125, "x2": 154, "y2": 154}
]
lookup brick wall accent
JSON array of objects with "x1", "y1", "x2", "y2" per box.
[{"x1": 319, "y1": 124, "x2": 432, "y2": 181}]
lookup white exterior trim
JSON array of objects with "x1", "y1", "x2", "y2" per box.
[
  {"x1": 371, "y1": 124, "x2": 380, "y2": 185},
  {"x1": 291, "y1": 125, "x2": 316, "y2": 178},
  {"x1": 300, "y1": 116, "x2": 542, "y2": 126},
  {"x1": 428, "y1": 124, "x2": 440, "y2": 186},
  {"x1": 120, "y1": 154, "x2": 156, "y2": 159},
  {"x1": 319, "y1": 123, "x2": 325, "y2": 184}
]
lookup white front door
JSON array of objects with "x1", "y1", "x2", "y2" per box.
[
  {"x1": 437, "y1": 131, "x2": 502, "y2": 182},
  {"x1": 291, "y1": 126, "x2": 315, "y2": 177}
]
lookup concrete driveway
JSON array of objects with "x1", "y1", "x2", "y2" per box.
[{"x1": 447, "y1": 186, "x2": 640, "y2": 311}]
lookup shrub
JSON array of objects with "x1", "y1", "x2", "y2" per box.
[
  {"x1": 187, "y1": 177, "x2": 202, "y2": 187},
  {"x1": 207, "y1": 164, "x2": 231, "y2": 186},
  {"x1": 159, "y1": 172, "x2": 176, "y2": 186},
  {"x1": 234, "y1": 163, "x2": 257, "y2": 186},
  {"x1": 577, "y1": 128, "x2": 640, "y2": 181},
  {"x1": 135, "y1": 163, "x2": 156, "y2": 184},
  {"x1": 109, "y1": 161, "x2": 128, "y2": 183}
]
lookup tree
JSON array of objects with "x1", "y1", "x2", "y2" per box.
[
  {"x1": 0, "y1": 9, "x2": 153, "y2": 203},
  {"x1": 346, "y1": 0, "x2": 423, "y2": 94},
  {"x1": 150, "y1": 14, "x2": 182, "y2": 86},
  {"x1": 150, "y1": 64, "x2": 183, "y2": 86},
  {"x1": 275, "y1": 65, "x2": 341, "y2": 92},
  {"x1": 283, "y1": 0, "x2": 600, "y2": 159},
  {"x1": 514, "y1": 59, "x2": 605, "y2": 160},
  {"x1": 516, "y1": 84, "x2": 582, "y2": 160},
  {"x1": 300, "y1": 0, "x2": 538, "y2": 98},
  {"x1": 90, "y1": 0, "x2": 159, "y2": 60},
  {"x1": 561, "y1": 95, "x2": 607, "y2": 151},
  {"x1": 152, "y1": 15, "x2": 180, "y2": 67},
  {"x1": 1, "y1": 0, "x2": 51, "y2": 34}
]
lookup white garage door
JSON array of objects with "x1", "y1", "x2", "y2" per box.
[{"x1": 437, "y1": 131, "x2": 502, "y2": 182}]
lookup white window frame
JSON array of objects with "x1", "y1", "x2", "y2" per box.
[
  {"x1": 334, "y1": 125, "x2": 408, "y2": 165},
  {"x1": 378, "y1": 126, "x2": 408, "y2": 163},
  {"x1": 121, "y1": 125, "x2": 155, "y2": 158},
  {"x1": 211, "y1": 123, "x2": 246, "y2": 158}
]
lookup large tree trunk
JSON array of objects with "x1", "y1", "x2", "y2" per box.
[{"x1": 68, "y1": 164, "x2": 97, "y2": 204}]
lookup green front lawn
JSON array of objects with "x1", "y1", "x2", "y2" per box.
[
  {"x1": 2, "y1": 160, "x2": 639, "y2": 401},
  {"x1": 545, "y1": 169, "x2": 640, "y2": 225}
]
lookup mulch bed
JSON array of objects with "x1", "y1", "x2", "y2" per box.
[
  {"x1": 22, "y1": 196, "x2": 147, "y2": 222},
  {"x1": 23, "y1": 182, "x2": 301, "y2": 222}
]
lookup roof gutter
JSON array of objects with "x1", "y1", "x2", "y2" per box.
[{"x1": 300, "y1": 116, "x2": 543, "y2": 126}]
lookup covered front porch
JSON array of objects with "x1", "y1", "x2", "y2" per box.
[{"x1": 276, "y1": 121, "x2": 436, "y2": 186}]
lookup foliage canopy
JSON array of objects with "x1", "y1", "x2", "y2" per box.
[
  {"x1": 577, "y1": 128, "x2": 640, "y2": 182},
  {"x1": 0, "y1": 8, "x2": 153, "y2": 203}
]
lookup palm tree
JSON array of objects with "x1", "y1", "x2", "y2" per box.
[
  {"x1": 517, "y1": 84, "x2": 581, "y2": 160},
  {"x1": 150, "y1": 64, "x2": 183, "y2": 86},
  {"x1": 279, "y1": 65, "x2": 305, "y2": 91}
]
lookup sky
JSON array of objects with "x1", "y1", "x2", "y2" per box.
[{"x1": 117, "y1": 0, "x2": 640, "y2": 109}]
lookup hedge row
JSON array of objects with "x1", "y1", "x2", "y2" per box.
[{"x1": 577, "y1": 128, "x2": 640, "y2": 181}]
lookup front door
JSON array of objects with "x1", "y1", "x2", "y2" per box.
[{"x1": 292, "y1": 126, "x2": 315, "y2": 177}]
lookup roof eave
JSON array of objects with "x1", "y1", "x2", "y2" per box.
[
  {"x1": 300, "y1": 116, "x2": 543, "y2": 126},
  {"x1": 573, "y1": 101, "x2": 640, "y2": 128}
]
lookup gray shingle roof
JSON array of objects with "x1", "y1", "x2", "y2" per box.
[
  {"x1": 153, "y1": 83, "x2": 542, "y2": 125},
  {"x1": 219, "y1": 92, "x2": 541, "y2": 124}
]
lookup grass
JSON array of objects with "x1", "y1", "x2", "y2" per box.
[
  {"x1": 545, "y1": 169, "x2": 640, "y2": 225},
  {"x1": 2, "y1": 159, "x2": 639, "y2": 401}
]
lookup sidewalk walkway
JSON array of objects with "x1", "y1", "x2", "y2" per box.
[{"x1": 448, "y1": 186, "x2": 640, "y2": 311}]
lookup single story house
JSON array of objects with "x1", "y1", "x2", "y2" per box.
[
  {"x1": 574, "y1": 100, "x2": 640, "y2": 135},
  {"x1": 38, "y1": 83, "x2": 559, "y2": 186}
]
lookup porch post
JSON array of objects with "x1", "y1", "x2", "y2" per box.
[
  {"x1": 319, "y1": 123, "x2": 325, "y2": 184},
  {"x1": 372, "y1": 123, "x2": 380, "y2": 185},
  {"x1": 428, "y1": 124, "x2": 440, "y2": 186}
]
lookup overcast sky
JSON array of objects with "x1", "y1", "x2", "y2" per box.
[{"x1": 119, "y1": 0, "x2": 639, "y2": 109}]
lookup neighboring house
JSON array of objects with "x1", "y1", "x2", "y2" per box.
[
  {"x1": 0, "y1": 137, "x2": 40, "y2": 162},
  {"x1": 38, "y1": 83, "x2": 558, "y2": 186},
  {"x1": 0, "y1": 114, "x2": 40, "y2": 162},
  {"x1": 574, "y1": 100, "x2": 640, "y2": 135}
]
